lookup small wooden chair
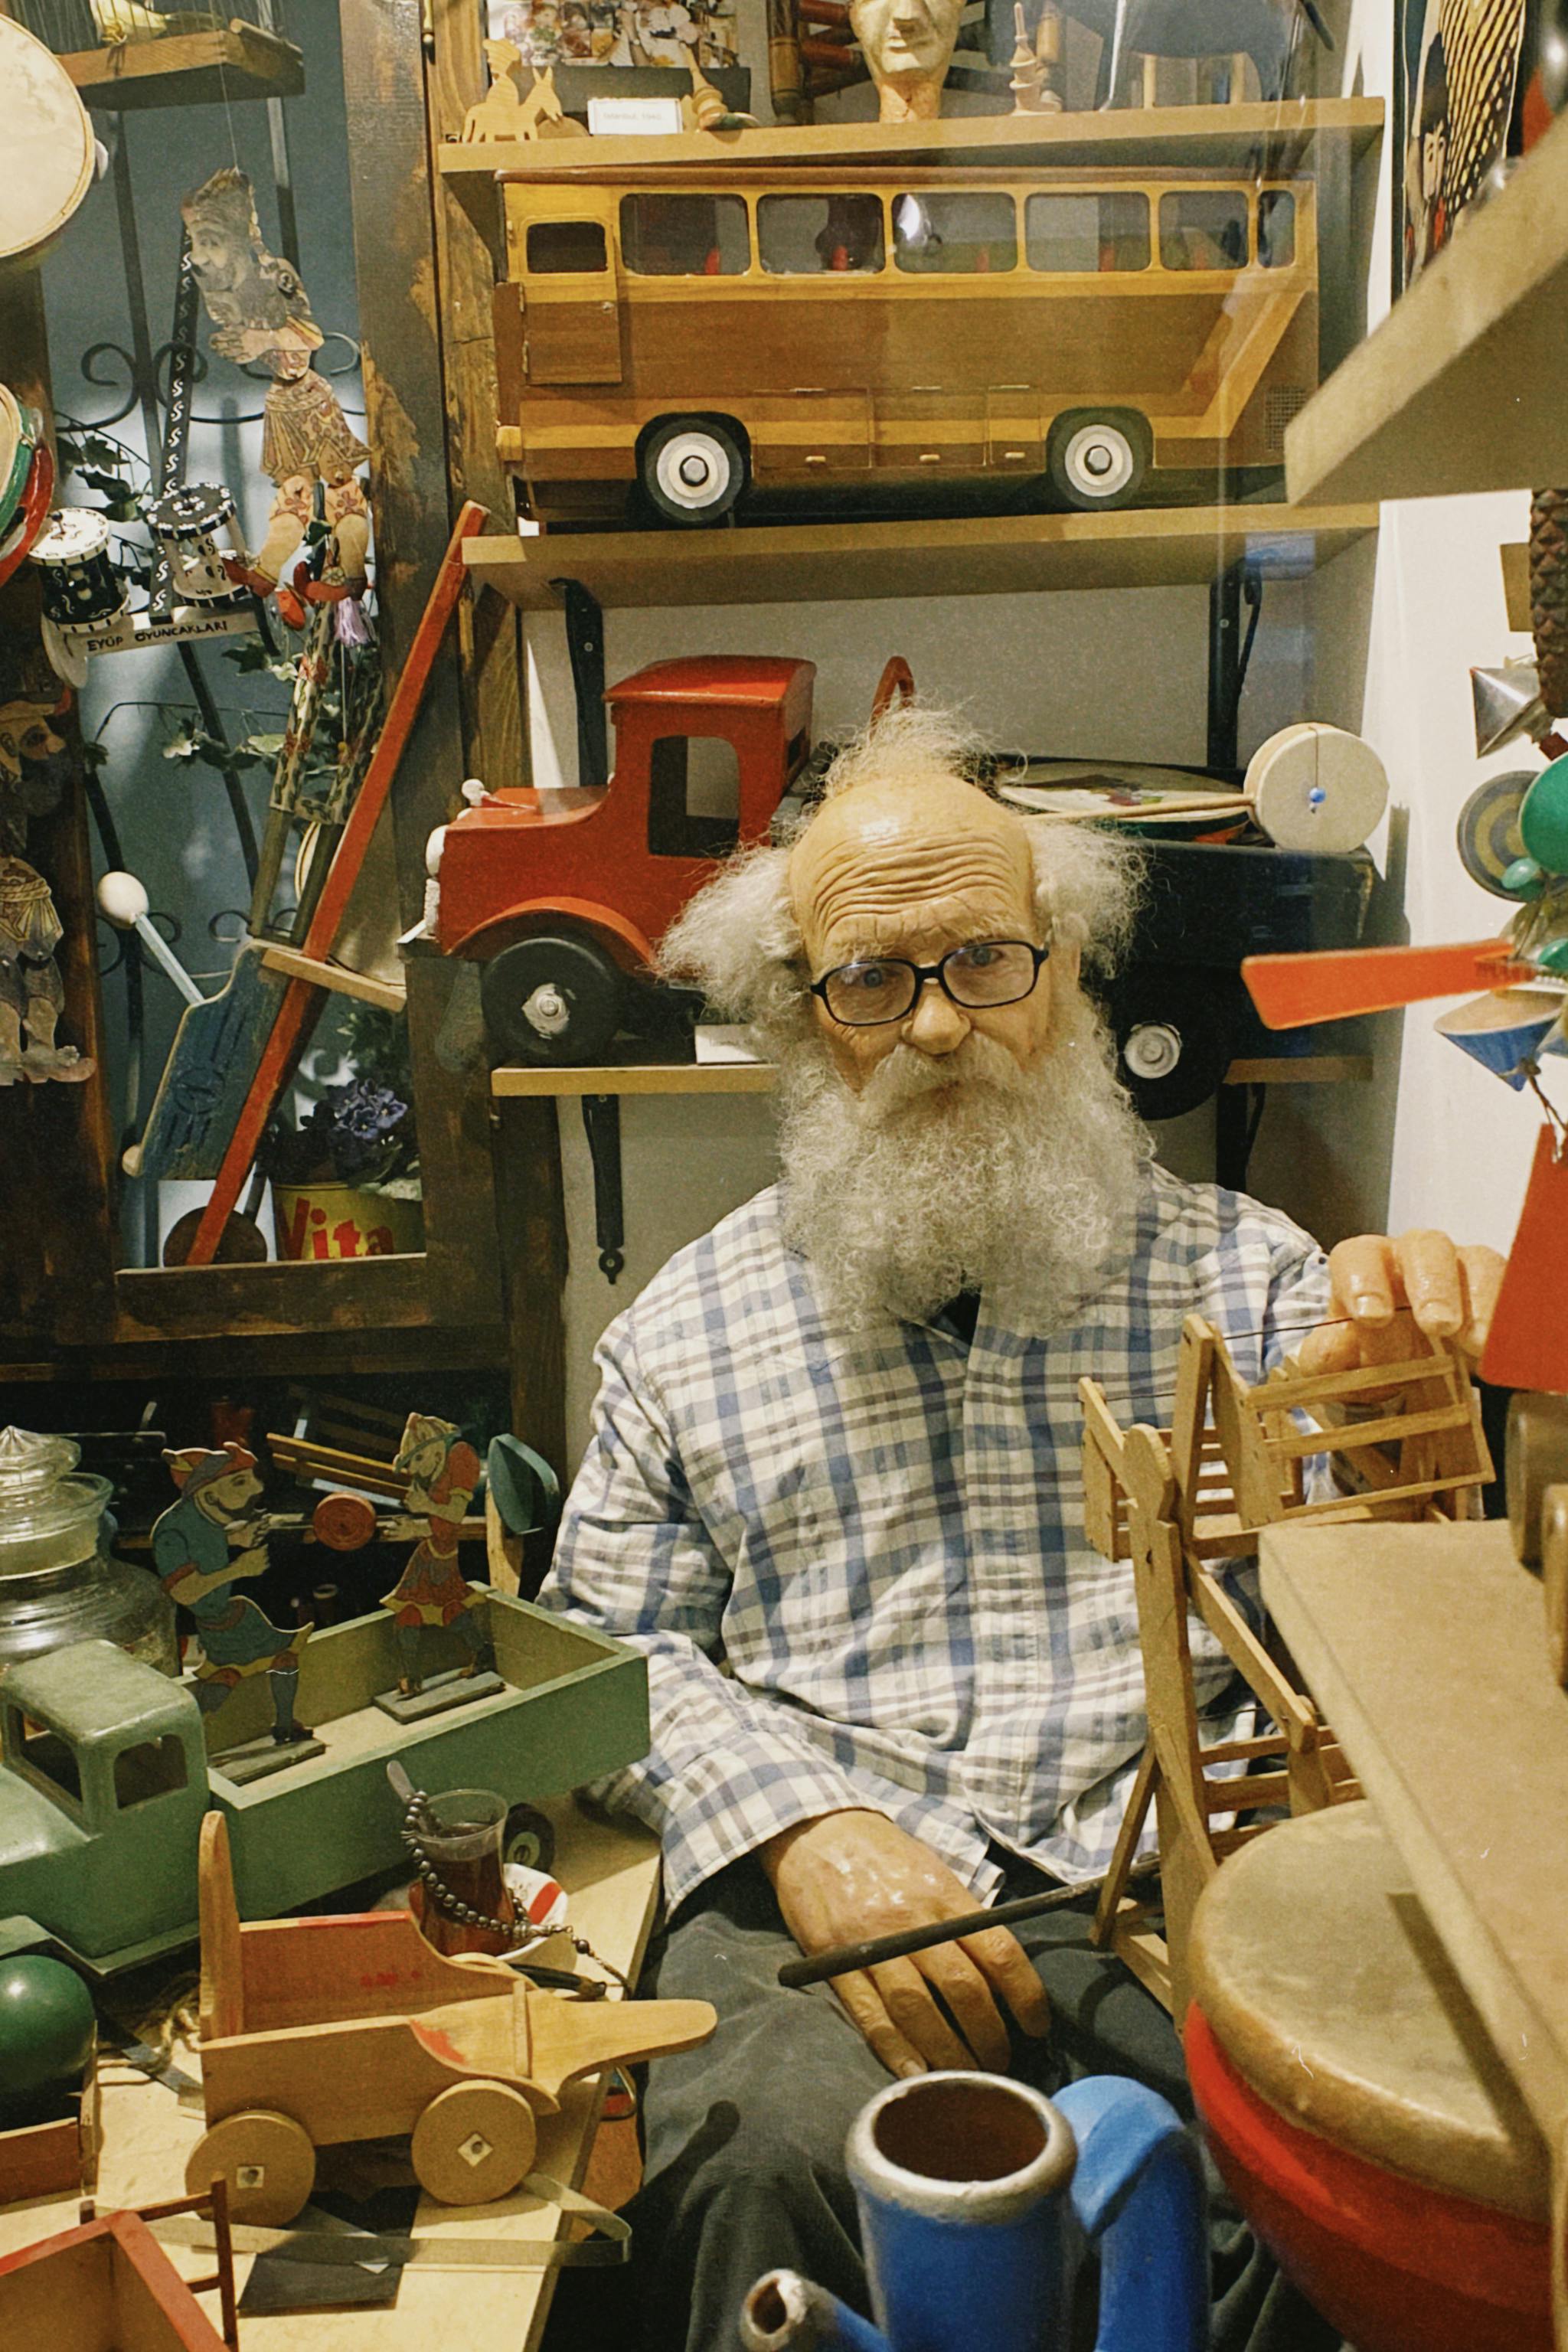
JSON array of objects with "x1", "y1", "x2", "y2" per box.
[{"x1": 1081, "y1": 1315, "x2": 1491, "y2": 2017}]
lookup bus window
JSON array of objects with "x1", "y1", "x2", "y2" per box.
[
  {"x1": 526, "y1": 220, "x2": 609, "y2": 274},
  {"x1": 1258, "y1": 190, "x2": 1296, "y2": 269},
  {"x1": 893, "y1": 191, "x2": 1017, "y2": 274},
  {"x1": 758, "y1": 194, "x2": 884, "y2": 275},
  {"x1": 1158, "y1": 191, "x2": 1248, "y2": 271},
  {"x1": 648, "y1": 735, "x2": 742, "y2": 858},
  {"x1": 1024, "y1": 191, "x2": 1149, "y2": 273},
  {"x1": 619, "y1": 194, "x2": 750, "y2": 277}
]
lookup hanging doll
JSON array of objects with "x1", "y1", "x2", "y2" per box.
[
  {"x1": 152, "y1": 1442, "x2": 312, "y2": 1749},
  {"x1": 381, "y1": 1413, "x2": 488, "y2": 1698},
  {"x1": 180, "y1": 168, "x2": 370, "y2": 629},
  {"x1": 0, "y1": 682, "x2": 93, "y2": 1087}
]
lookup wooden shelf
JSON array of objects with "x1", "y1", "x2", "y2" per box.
[
  {"x1": 438, "y1": 96, "x2": 1383, "y2": 185},
  {"x1": 1287, "y1": 106, "x2": 1568, "y2": 506},
  {"x1": 492, "y1": 1054, "x2": 1374, "y2": 1097},
  {"x1": 60, "y1": 26, "x2": 305, "y2": 110},
  {"x1": 468, "y1": 503, "x2": 1377, "y2": 613}
]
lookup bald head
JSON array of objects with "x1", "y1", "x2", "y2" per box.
[{"x1": 788, "y1": 770, "x2": 1076, "y2": 1090}]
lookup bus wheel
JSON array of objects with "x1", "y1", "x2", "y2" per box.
[
  {"x1": 641, "y1": 417, "x2": 747, "y2": 526},
  {"x1": 481, "y1": 934, "x2": 624, "y2": 1067},
  {"x1": 1046, "y1": 412, "x2": 1148, "y2": 511}
]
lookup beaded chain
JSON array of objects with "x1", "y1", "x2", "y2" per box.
[{"x1": 397, "y1": 1787, "x2": 629, "y2": 1991}]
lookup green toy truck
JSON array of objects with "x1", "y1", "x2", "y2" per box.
[{"x1": 0, "y1": 1589, "x2": 649, "y2": 1975}]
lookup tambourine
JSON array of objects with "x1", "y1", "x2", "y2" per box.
[
  {"x1": 0, "y1": 18, "x2": 96, "y2": 273},
  {"x1": 0, "y1": 391, "x2": 54, "y2": 593},
  {"x1": 30, "y1": 506, "x2": 125, "y2": 628}
]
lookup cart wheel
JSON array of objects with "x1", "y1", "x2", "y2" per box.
[
  {"x1": 411, "y1": 2080, "x2": 537, "y2": 2205},
  {"x1": 1046, "y1": 410, "x2": 1148, "y2": 511},
  {"x1": 186, "y1": 2108, "x2": 316, "y2": 2226},
  {"x1": 480, "y1": 933, "x2": 625, "y2": 1067},
  {"x1": 503, "y1": 1802, "x2": 557, "y2": 1875},
  {"x1": 639, "y1": 415, "x2": 747, "y2": 526}
]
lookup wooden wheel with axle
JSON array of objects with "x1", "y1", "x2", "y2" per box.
[
  {"x1": 185, "y1": 2107, "x2": 316, "y2": 2226},
  {"x1": 410, "y1": 2079, "x2": 537, "y2": 2204}
]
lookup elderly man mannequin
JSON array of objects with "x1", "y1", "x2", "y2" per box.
[{"x1": 538, "y1": 709, "x2": 1500, "y2": 2352}]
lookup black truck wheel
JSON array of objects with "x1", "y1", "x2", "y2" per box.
[
  {"x1": 1102, "y1": 967, "x2": 1236, "y2": 1122},
  {"x1": 480, "y1": 933, "x2": 624, "y2": 1067}
]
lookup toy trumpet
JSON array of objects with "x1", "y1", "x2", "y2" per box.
[{"x1": 742, "y1": 2070, "x2": 1206, "y2": 2352}]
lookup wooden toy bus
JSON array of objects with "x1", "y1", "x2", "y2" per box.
[{"x1": 492, "y1": 158, "x2": 1317, "y2": 524}]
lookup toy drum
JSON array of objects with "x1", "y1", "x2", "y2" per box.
[
  {"x1": 1185, "y1": 1804, "x2": 1553, "y2": 2352},
  {"x1": 29, "y1": 508, "x2": 123, "y2": 629},
  {"x1": 145, "y1": 482, "x2": 238, "y2": 603}
]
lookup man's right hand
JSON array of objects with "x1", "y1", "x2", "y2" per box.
[{"x1": 761, "y1": 1808, "x2": 1050, "y2": 2079}]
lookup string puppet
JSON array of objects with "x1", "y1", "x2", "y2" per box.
[{"x1": 181, "y1": 168, "x2": 370, "y2": 631}]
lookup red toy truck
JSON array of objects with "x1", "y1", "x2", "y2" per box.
[{"x1": 426, "y1": 653, "x2": 815, "y2": 1063}]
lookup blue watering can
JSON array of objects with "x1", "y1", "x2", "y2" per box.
[{"x1": 740, "y1": 2070, "x2": 1207, "y2": 2352}]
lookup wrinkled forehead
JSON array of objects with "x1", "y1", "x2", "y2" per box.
[{"x1": 789, "y1": 776, "x2": 1035, "y2": 959}]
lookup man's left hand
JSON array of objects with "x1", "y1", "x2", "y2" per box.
[{"x1": 1296, "y1": 1230, "x2": 1505, "y2": 1380}]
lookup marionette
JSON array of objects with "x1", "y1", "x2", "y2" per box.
[{"x1": 180, "y1": 168, "x2": 370, "y2": 626}]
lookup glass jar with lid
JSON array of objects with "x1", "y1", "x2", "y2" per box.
[{"x1": 0, "y1": 1426, "x2": 178, "y2": 1676}]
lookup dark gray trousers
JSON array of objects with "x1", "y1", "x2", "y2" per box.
[{"x1": 543, "y1": 1853, "x2": 1348, "y2": 2352}]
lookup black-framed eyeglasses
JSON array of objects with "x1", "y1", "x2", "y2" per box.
[{"x1": 808, "y1": 937, "x2": 1050, "y2": 1028}]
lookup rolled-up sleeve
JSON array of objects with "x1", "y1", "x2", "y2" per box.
[{"x1": 540, "y1": 1321, "x2": 870, "y2": 1911}]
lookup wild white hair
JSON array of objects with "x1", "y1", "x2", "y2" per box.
[
  {"x1": 659, "y1": 703, "x2": 1150, "y2": 1329},
  {"x1": 659, "y1": 701, "x2": 1141, "y2": 1059}
]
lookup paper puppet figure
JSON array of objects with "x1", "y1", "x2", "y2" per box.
[
  {"x1": 181, "y1": 168, "x2": 370, "y2": 624},
  {"x1": 153, "y1": 1442, "x2": 311, "y2": 1747},
  {"x1": 0, "y1": 687, "x2": 93, "y2": 1088},
  {"x1": 381, "y1": 1414, "x2": 488, "y2": 1697},
  {"x1": 847, "y1": 0, "x2": 964, "y2": 119}
]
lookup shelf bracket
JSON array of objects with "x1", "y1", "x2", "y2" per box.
[
  {"x1": 581, "y1": 1093, "x2": 626, "y2": 1282},
  {"x1": 551, "y1": 576, "x2": 609, "y2": 791}
]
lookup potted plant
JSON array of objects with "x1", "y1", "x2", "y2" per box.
[{"x1": 264, "y1": 1006, "x2": 423, "y2": 1261}]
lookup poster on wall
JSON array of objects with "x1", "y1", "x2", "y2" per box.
[
  {"x1": 1395, "y1": 0, "x2": 1531, "y2": 293},
  {"x1": 486, "y1": 0, "x2": 739, "y2": 68}
]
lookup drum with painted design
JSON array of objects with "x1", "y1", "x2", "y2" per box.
[
  {"x1": 1185, "y1": 1803, "x2": 1552, "y2": 2352},
  {"x1": 30, "y1": 508, "x2": 124, "y2": 629}
]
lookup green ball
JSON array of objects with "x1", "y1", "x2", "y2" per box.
[
  {"x1": 1519, "y1": 757, "x2": 1568, "y2": 876},
  {"x1": 1535, "y1": 936, "x2": 1568, "y2": 975},
  {"x1": 1503, "y1": 854, "x2": 1546, "y2": 898},
  {"x1": 0, "y1": 1956, "x2": 95, "y2": 2109}
]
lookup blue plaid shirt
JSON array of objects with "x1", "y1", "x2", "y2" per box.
[{"x1": 542, "y1": 1165, "x2": 1329, "y2": 1912}]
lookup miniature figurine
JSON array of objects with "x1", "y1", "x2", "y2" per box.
[
  {"x1": 381, "y1": 1414, "x2": 489, "y2": 1698},
  {"x1": 463, "y1": 35, "x2": 530, "y2": 138},
  {"x1": 180, "y1": 168, "x2": 370, "y2": 624},
  {"x1": 152, "y1": 1443, "x2": 312, "y2": 1750},
  {"x1": 847, "y1": 0, "x2": 964, "y2": 119}
]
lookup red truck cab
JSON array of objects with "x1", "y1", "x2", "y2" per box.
[{"x1": 428, "y1": 654, "x2": 815, "y2": 1063}]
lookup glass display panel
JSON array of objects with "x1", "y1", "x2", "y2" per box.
[
  {"x1": 619, "y1": 194, "x2": 750, "y2": 277},
  {"x1": 892, "y1": 191, "x2": 1018, "y2": 274},
  {"x1": 758, "y1": 194, "x2": 885, "y2": 275}
]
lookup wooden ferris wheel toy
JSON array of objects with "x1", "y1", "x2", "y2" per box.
[{"x1": 1080, "y1": 1312, "x2": 1491, "y2": 2014}]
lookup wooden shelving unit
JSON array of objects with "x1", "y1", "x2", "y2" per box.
[
  {"x1": 469, "y1": 504, "x2": 1377, "y2": 614},
  {"x1": 60, "y1": 25, "x2": 305, "y2": 110},
  {"x1": 438, "y1": 95, "x2": 1383, "y2": 193},
  {"x1": 492, "y1": 1053, "x2": 1374, "y2": 1098},
  {"x1": 1286, "y1": 106, "x2": 1568, "y2": 506}
]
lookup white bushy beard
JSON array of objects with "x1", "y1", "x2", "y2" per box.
[{"x1": 776, "y1": 990, "x2": 1148, "y2": 1331}]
